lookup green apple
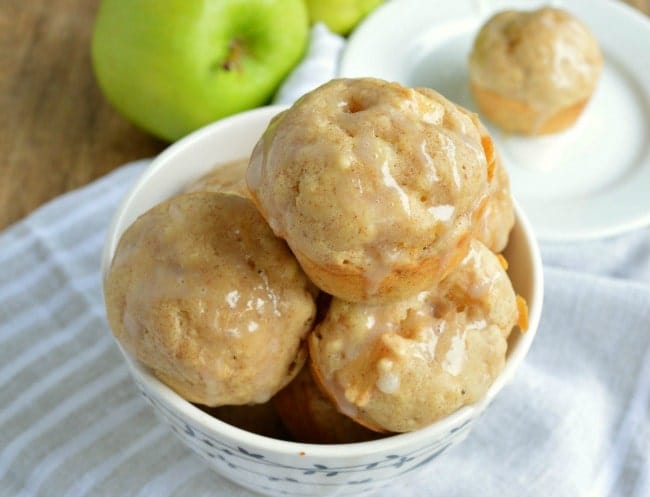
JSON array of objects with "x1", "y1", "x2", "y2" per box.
[
  {"x1": 305, "y1": 0, "x2": 383, "y2": 35},
  {"x1": 91, "y1": 0, "x2": 309, "y2": 141}
]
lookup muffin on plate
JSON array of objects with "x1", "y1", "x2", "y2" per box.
[
  {"x1": 468, "y1": 7, "x2": 603, "y2": 135},
  {"x1": 104, "y1": 192, "x2": 317, "y2": 406},
  {"x1": 247, "y1": 77, "x2": 494, "y2": 304},
  {"x1": 309, "y1": 239, "x2": 521, "y2": 433}
]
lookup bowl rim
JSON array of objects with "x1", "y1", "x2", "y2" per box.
[{"x1": 101, "y1": 104, "x2": 544, "y2": 459}]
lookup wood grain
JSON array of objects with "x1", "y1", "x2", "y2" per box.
[
  {"x1": 0, "y1": 0, "x2": 648, "y2": 230},
  {"x1": 0, "y1": 0, "x2": 166, "y2": 230}
]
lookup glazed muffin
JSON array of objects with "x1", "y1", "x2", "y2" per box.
[
  {"x1": 309, "y1": 239, "x2": 521, "y2": 433},
  {"x1": 468, "y1": 7, "x2": 603, "y2": 134},
  {"x1": 474, "y1": 152, "x2": 514, "y2": 253},
  {"x1": 104, "y1": 192, "x2": 317, "y2": 406},
  {"x1": 247, "y1": 78, "x2": 493, "y2": 304},
  {"x1": 273, "y1": 365, "x2": 382, "y2": 444},
  {"x1": 184, "y1": 159, "x2": 251, "y2": 199}
]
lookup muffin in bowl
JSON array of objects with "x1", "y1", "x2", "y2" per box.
[
  {"x1": 273, "y1": 365, "x2": 382, "y2": 444},
  {"x1": 104, "y1": 191, "x2": 317, "y2": 406},
  {"x1": 247, "y1": 78, "x2": 495, "y2": 304},
  {"x1": 184, "y1": 158, "x2": 251, "y2": 199},
  {"x1": 309, "y1": 239, "x2": 523, "y2": 433},
  {"x1": 468, "y1": 7, "x2": 603, "y2": 135}
]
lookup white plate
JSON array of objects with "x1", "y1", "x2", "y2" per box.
[{"x1": 340, "y1": 0, "x2": 650, "y2": 241}]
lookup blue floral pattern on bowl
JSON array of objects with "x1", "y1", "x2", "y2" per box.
[{"x1": 137, "y1": 382, "x2": 475, "y2": 497}]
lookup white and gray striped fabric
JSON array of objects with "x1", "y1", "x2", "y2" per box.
[
  {"x1": 2, "y1": 22, "x2": 650, "y2": 497},
  {"x1": 2, "y1": 160, "x2": 650, "y2": 497}
]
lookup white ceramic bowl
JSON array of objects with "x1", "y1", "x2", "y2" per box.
[{"x1": 101, "y1": 105, "x2": 544, "y2": 497}]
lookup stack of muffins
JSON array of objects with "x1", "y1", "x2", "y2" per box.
[{"x1": 104, "y1": 77, "x2": 527, "y2": 444}]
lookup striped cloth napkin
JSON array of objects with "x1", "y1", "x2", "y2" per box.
[{"x1": 2, "y1": 24, "x2": 650, "y2": 497}]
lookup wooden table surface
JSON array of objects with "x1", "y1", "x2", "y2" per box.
[{"x1": 1, "y1": 0, "x2": 648, "y2": 231}]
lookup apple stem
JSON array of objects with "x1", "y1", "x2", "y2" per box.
[{"x1": 222, "y1": 38, "x2": 245, "y2": 72}]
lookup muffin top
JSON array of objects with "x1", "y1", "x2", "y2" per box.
[
  {"x1": 309, "y1": 239, "x2": 519, "y2": 432},
  {"x1": 469, "y1": 7, "x2": 602, "y2": 109},
  {"x1": 104, "y1": 192, "x2": 316, "y2": 406},
  {"x1": 247, "y1": 78, "x2": 491, "y2": 297}
]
